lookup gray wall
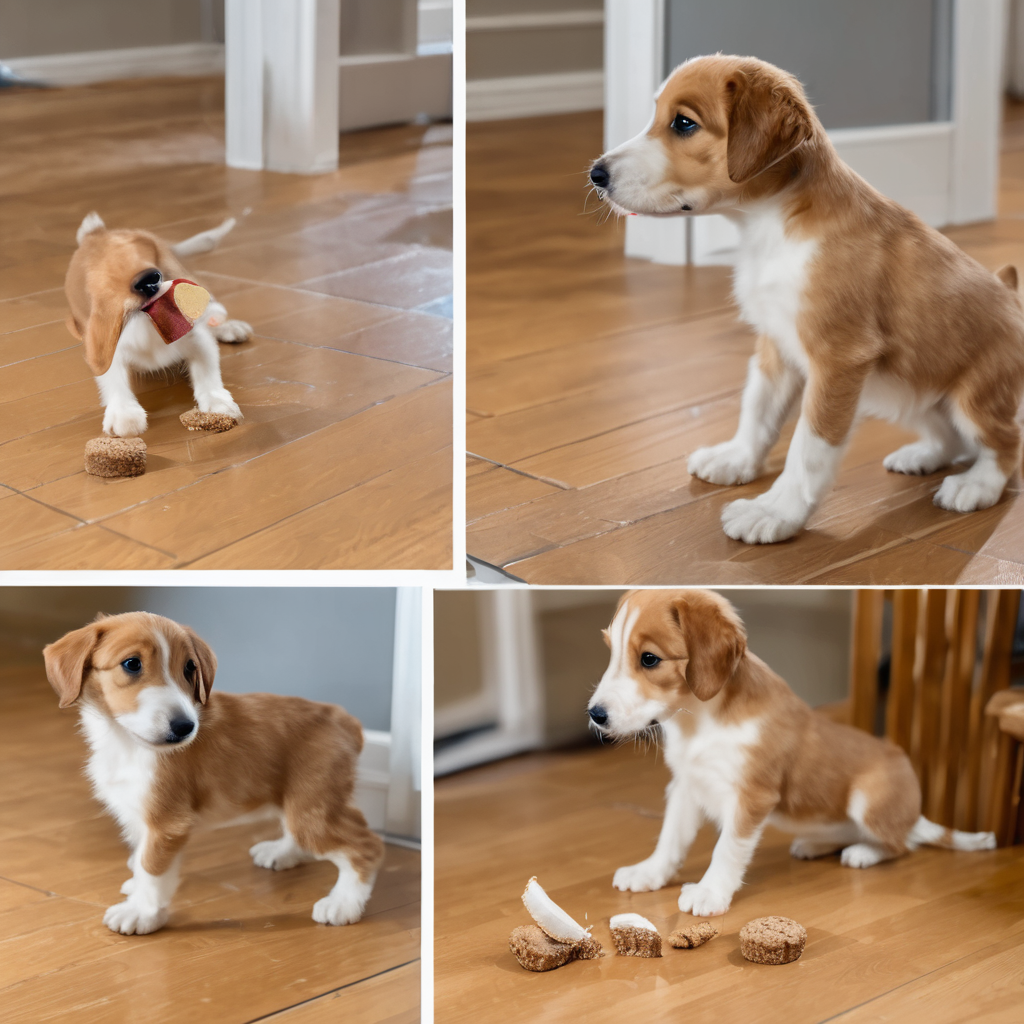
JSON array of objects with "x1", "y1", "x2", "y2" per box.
[
  {"x1": 666, "y1": 0, "x2": 952, "y2": 129},
  {"x1": 1, "y1": 587, "x2": 395, "y2": 732},
  {"x1": 0, "y1": 0, "x2": 223, "y2": 58}
]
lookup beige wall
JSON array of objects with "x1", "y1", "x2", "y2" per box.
[
  {"x1": 0, "y1": 0, "x2": 221, "y2": 58},
  {"x1": 467, "y1": 0, "x2": 603, "y2": 82},
  {"x1": 434, "y1": 590, "x2": 486, "y2": 710}
]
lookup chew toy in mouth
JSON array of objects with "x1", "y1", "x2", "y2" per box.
[{"x1": 141, "y1": 278, "x2": 210, "y2": 344}]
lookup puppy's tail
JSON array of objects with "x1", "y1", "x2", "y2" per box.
[
  {"x1": 996, "y1": 264, "x2": 1018, "y2": 291},
  {"x1": 172, "y1": 216, "x2": 237, "y2": 258},
  {"x1": 907, "y1": 815, "x2": 996, "y2": 851}
]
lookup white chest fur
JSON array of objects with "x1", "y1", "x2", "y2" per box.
[
  {"x1": 661, "y1": 714, "x2": 761, "y2": 827},
  {"x1": 730, "y1": 202, "x2": 817, "y2": 375},
  {"x1": 81, "y1": 707, "x2": 156, "y2": 846}
]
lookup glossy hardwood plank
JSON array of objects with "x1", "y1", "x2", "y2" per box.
[
  {"x1": 435, "y1": 744, "x2": 1024, "y2": 1024},
  {"x1": 467, "y1": 107, "x2": 1024, "y2": 583},
  {"x1": 0, "y1": 76, "x2": 452, "y2": 569},
  {"x1": 0, "y1": 644, "x2": 419, "y2": 1024}
]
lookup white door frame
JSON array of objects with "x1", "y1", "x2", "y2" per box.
[{"x1": 606, "y1": 0, "x2": 1007, "y2": 265}]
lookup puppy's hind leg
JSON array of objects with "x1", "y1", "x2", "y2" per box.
[
  {"x1": 884, "y1": 405, "x2": 968, "y2": 476},
  {"x1": 250, "y1": 827, "x2": 315, "y2": 871},
  {"x1": 292, "y1": 805, "x2": 385, "y2": 926}
]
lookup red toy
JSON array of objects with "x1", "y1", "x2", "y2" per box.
[{"x1": 142, "y1": 279, "x2": 210, "y2": 344}]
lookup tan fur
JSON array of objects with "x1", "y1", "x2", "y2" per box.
[
  {"x1": 610, "y1": 54, "x2": 1024, "y2": 478},
  {"x1": 43, "y1": 612, "x2": 383, "y2": 883},
  {"x1": 615, "y1": 589, "x2": 921, "y2": 854},
  {"x1": 65, "y1": 228, "x2": 192, "y2": 376}
]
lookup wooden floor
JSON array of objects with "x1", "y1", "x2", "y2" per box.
[
  {"x1": 435, "y1": 744, "x2": 1024, "y2": 1024},
  {"x1": 0, "y1": 77, "x2": 452, "y2": 569},
  {"x1": 0, "y1": 638, "x2": 419, "y2": 1024},
  {"x1": 466, "y1": 107, "x2": 1024, "y2": 584}
]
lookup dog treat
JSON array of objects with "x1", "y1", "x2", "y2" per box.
[
  {"x1": 609, "y1": 913, "x2": 662, "y2": 957},
  {"x1": 739, "y1": 916, "x2": 807, "y2": 965},
  {"x1": 520, "y1": 877, "x2": 603, "y2": 960},
  {"x1": 143, "y1": 278, "x2": 210, "y2": 344},
  {"x1": 509, "y1": 925, "x2": 578, "y2": 972},
  {"x1": 180, "y1": 408, "x2": 237, "y2": 433},
  {"x1": 668, "y1": 921, "x2": 719, "y2": 948},
  {"x1": 84, "y1": 437, "x2": 146, "y2": 478}
]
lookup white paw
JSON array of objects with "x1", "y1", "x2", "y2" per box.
[
  {"x1": 790, "y1": 838, "x2": 839, "y2": 860},
  {"x1": 250, "y1": 838, "x2": 308, "y2": 871},
  {"x1": 213, "y1": 319, "x2": 252, "y2": 344},
  {"x1": 103, "y1": 900, "x2": 168, "y2": 935},
  {"x1": 312, "y1": 893, "x2": 366, "y2": 926},
  {"x1": 120, "y1": 877, "x2": 136, "y2": 895},
  {"x1": 196, "y1": 389, "x2": 242, "y2": 421},
  {"x1": 103, "y1": 403, "x2": 148, "y2": 438},
  {"x1": 883, "y1": 442, "x2": 950, "y2": 476},
  {"x1": 677, "y1": 883, "x2": 731, "y2": 917},
  {"x1": 612, "y1": 858, "x2": 674, "y2": 893},
  {"x1": 721, "y1": 496, "x2": 803, "y2": 544},
  {"x1": 688, "y1": 442, "x2": 761, "y2": 486},
  {"x1": 933, "y1": 470, "x2": 1004, "y2": 513},
  {"x1": 840, "y1": 843, "x2": 887, "y2": 869}
]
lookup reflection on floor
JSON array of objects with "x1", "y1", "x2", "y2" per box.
[
  {"x1": 0, "y1": 638, "x2": 420, "y2": 1024},
  {"x1": 435, "y1": 744, "x2": 1024, "y2": 1024},
  {"x1": 0, "y1": 76, "x2": 452, "y2": 569},
  {"x1": 467, "y1": 105, "x2": 1024, "y2": 584}
]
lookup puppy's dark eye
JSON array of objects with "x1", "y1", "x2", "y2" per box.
[
  {"x1": 121, "y1": 657, "x2": 142, "y2": 674},
  {"x1": 184, "y1": 659, "x2": 196, "y2": 680},
  {"x1": 640, "y1": 652, "x2": 661, "y2": 668},
  {"x1": 132, "y1": 268, "x2": 162, "y2": 299},
  {"x1": 670, "y1": 114, "x2": 699, "y2": 136}
]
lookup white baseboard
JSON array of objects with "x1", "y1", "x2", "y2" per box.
[
  {"x1": 338, "y1": 50, "x2": 452, "y2": 132},
  {"x1": 355, "y1": 729, "x2": 391, "y2": 833},
  {"x1": 4, "y1": 42, "x2": 225, "y2": 87},
  {"x1": 467, "y1": 70, "x2": 603, "y2": 122}
]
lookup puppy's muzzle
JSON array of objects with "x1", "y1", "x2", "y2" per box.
[
  {"x1": 166, "y1": 717, "x2": 195, "y2": 743},
  {"x1": 589, "y1": 163, "x2": 610, "y2": 190},
  {"x1": 588, "y1": 704, "x2": 609, "y2": 728}
]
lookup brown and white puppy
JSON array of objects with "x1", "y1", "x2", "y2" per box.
[
  {"x1": 590, "y1": 55, "x2": 1024, "y2": 543},
  {"x1": 43, "y1": 612, "x2": 383, "y2": 935},
  {"x1": 587, "y1": 590, "x2": 995, "y2": 917},
  {"x1": 65, "y1": 213, "x2": 251, "y2": 437}
]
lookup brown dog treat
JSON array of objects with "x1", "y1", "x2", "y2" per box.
[
  {"x1": 180, "y1": 408, "x2": 236, "y2": 433},
  {"x1": 739, "y1": 916, "x2": 807, "y2": 965},
  {"x1": 668, "y1": 921, "x2": 719, "y2": 948},
  {"x1": 573, "y1": 935, "x2": 604, "y2": 960},
  {"x1": 609, "y1": 913, "x2": 662, "y2": 957},
  {"x1": 509, "y1": 925, "x2": 577, "y2": 972},
  {"x1": 84, "y1": 437, "x2": 146, "y2": 478}
]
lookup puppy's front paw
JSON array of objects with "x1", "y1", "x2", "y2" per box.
[
  {"x1": 312, "y1": 893, "x2": 365, "y2": 927},
  {"x1": 213, "y1": 319, "x2": 252, "y2": 344},
  {"x1": 721, "y1": 496, "x2": 803, "y2": 544},
  {"x1": 196, "y1": 389, "x2": 242, "y2": 421},
  {"x1": 103, "y1": 403, "x2": 148, "y2": 438},
  {"x1": 677, "y1": 883, "x2": 731, "y2": 917},
  {"x1": 613, "y1": 858, "x2": 674, "y2": 893},
  {"x1": 933, "y1": 469, "x2": 1005, "y2": 513},
  {"x1": 103, "y1": 900, "x2": 168, "y2": 935},
  {"x1": 688, "y1": 442, "x2": 761, "y2": 486},
  {"x1": 250, "y1": 838, "x2": 309, "y2": 871}
]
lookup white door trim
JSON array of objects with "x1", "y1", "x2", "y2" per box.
[{"x1": 385, "y1": 588, "x2": 422, "y2": 841}]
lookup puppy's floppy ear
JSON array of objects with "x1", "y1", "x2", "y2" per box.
[
  {"x1": 183, "y1": 627, "x2": 217, "y2": 704},
  {"x1": 43, "y1": 623, "x2": 102, "y2": 709},
  {"x1": 81, "y1": 284, "x2": 130, "y2": 377},
  {"x1": 725, "y1": 66, "x2": 813, "y2": 184},
  {"x1": 672, "y1": 593, "x2": 746, "y2": 702}
]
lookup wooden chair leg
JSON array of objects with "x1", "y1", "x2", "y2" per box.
[{"x1": 850, "y1": 590, "x2": 885, "y2": 735}]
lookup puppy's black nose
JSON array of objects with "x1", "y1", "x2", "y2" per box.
[
  {"x1": 589, "y1": 704, "x2": 609, "y2": 726},
  {"x1": 169, "y1": 718, "x2": 194, "y2": 739},
  {"x1": 590, "y1": 164, "x2": 610, "y2": 188}
]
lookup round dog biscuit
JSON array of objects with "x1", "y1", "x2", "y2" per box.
[
  {"x1": 180, "y1": 409, "x2": 236, "y2": 433},
  {"x1": 509, "y1": 925, "x2": 577, "y2": 972},
  {"x1": 84, "y1": 437, "x2": 147, "y2": 478},
  {"x1": 739, "y1": 916, "x2": 806, "y2": 965}
]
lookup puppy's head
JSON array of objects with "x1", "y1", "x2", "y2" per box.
[
  {"x1": 588, "y1": 589, "x2": 746, "y2": 738},
  {"x1": 589, "y1": 55, "x2": 815, "y2": 217},
  {"x1": 43, "y1": 611, "x2": 216, "y2": 749},
  {"x1": 64, "y1": 213, "x2": 187, "y2": 376}
]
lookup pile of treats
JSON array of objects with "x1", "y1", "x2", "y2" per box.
[{"x1": 508, "y1": 878, "x2": 805, "y2": 973}]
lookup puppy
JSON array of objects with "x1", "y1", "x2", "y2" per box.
[
  {"x1": 43, "y1": 612, "x2": 384, "y2": 935},
  {"x1": 65, "y1": 213, "x2": 251, "y2": 437},
  {"x1": 590, "y1": 55, "x2": 1024, "y2": 543},
  {"x1": 587, "y1": 590, "x2": 995, "y2": 917}
]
